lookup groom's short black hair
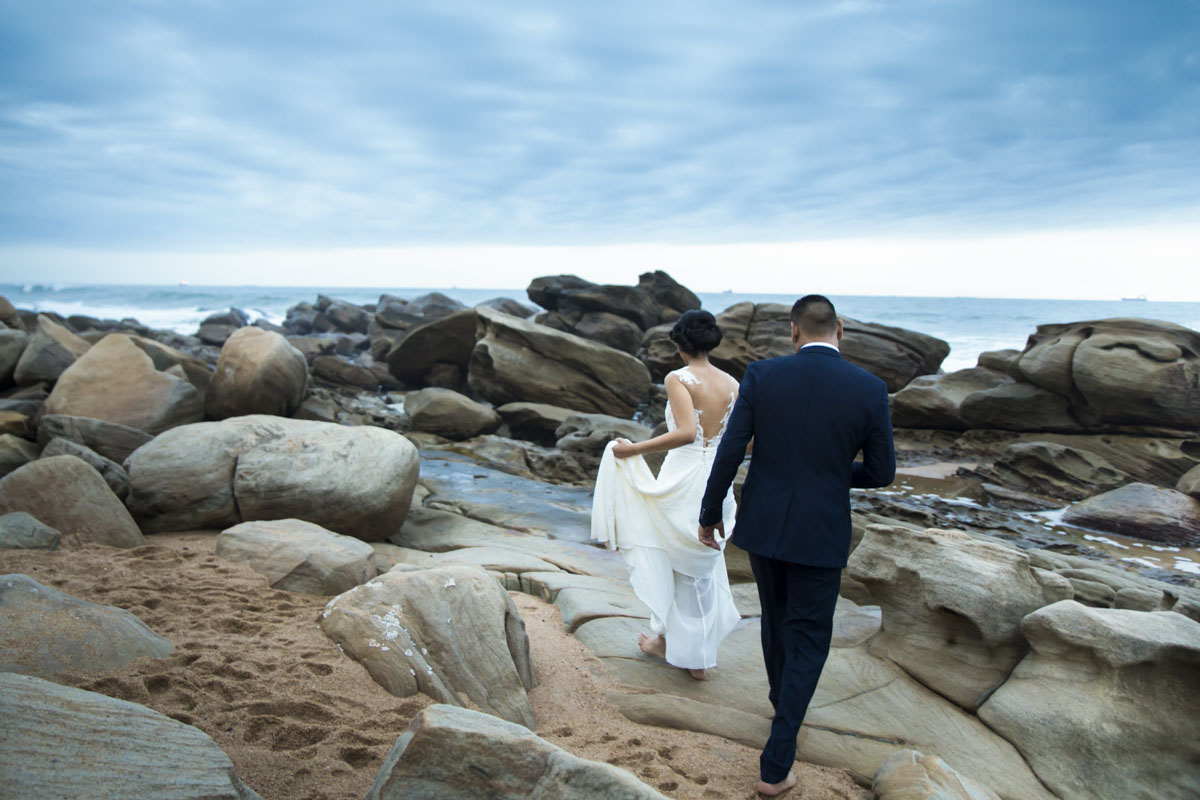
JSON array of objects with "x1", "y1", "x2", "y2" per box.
[{"x1": 791, "y1": 295, "x2": 838, "y2": 336}]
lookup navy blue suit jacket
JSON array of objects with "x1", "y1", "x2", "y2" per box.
[{"x1": 699, "y1": 345, "x2": 896, "y2": 568}]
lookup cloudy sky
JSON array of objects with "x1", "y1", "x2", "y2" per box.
[{"x1": 1, "y1": 0, "x2": 1198, "y2": 298}]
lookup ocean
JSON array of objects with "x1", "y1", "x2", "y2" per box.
[{"x1": 5, "y1": 282, "x2": 1199, "y2": 374}]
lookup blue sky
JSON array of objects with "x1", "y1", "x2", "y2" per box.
[{"x1": 1, "y1": 1, "x2": 1199, "y2": 297}]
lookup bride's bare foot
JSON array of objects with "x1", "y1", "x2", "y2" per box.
[
  {"x1": 637, "y1": 633, "x2": 666, "y2": 660},
  {"x1": 687, "y1": 668, "x2": 708, "y2": 680},
  {"x1": 756, "y1": 771, "x2": 797, "y2": 796}
]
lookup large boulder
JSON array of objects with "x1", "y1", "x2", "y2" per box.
[
  {"x1": 386, "y1": 309, "x2": 479, "y2": 386},
  {"x1": 320, "y1": 565, "x2": 536, "y2": 727},
  {"x1": 310, "y1": 354, "x2": 378, "y2": 391},
  {"x1": 0, "y1": 433, "x2": 39, "y2": 478},
  {"x1": 891, "y1": 368, "x2": 1013, "y2": 430},
  {"x1": 1179, "y1": 464, "x2": 1200, "y2": 500},
  {"x1": 496, "y1": 402, "x2": 576, "y2": 447},
  {"x1": 468, "y1": 307, "x2": 651, "y2": 418},
  {"x1": 125, "y1": 416, "x2": 418, "y2": 540},
  {"x1": 0, "y1": 295, "x2": 21, "y2": 329},
  {"x1": 0, "y1": 455, "x2": 144, "y2": 547},
  {"x1": 41, "y1": 437, "x2": 130, "y2": 500},
  {"x1": 0, "y1": 512, "x2": 61, "y2": 550},
  {"x1": 315, "y1": 296, "x2": 370, "y2": 334},
  {"x1": 572, "y1": 310, "x2": 644, "y2": 354},
  {"x1": 404, "y1": 387, "x2": 502, "y2": 440},
  {"x1": 636, "y1": 324, "x2": 684, "y2": 383},
  {"x1": 848, "y1": 525, "x2": 1072, "y2": 709},
  {"x1": 43, "y1": 333, "x2": 205, "y2": 435},
  {"x1": 128, "y1": 335, "x2": 213, "y2": 392},
  {"x1": 0, "y1": 672, "x2": 262, "y2": 800},
  {"x1": 959, "y1": 382, "x2": 1085, "y2": 432},
  {"x1": 1, "y1": 574, "x2": 172, "y2": 676},
  {"x1": 194, "y1": 307, "x2": 248, "y2": 345},
  {"x1": 637, "y1": 270, "x2": 701, "y2": 318},
  {"x1": 205, "y1": 327, "x2": 308, "y2": 420},
  {"x1": 37, "y1": 413, "x2": 152, "y2": 463},
  {"x1": 873, "y1": 749, "x2": 1000, "y2": 800},
  {"x1": 1061, "y1": 482, "x2": 1200, "y2": 546},
  {"x1": 12, "y1": 314, "x2": 91, "y2": 386},
  {"x1": 0, "y1": 327, "x2": 28, "y2": 383},
  {"x1": 216, "y1": 519, "x2": 377, "y2": 595},
  {"x1": 975, "y1": 441, "x2": 1127, "y2": 501},
  {"x1": 366, "y1": 704, "x2": 668, "y2": 800},
  {"x1": 554, "y1": 412, "x2": 653, "y2": 458},
  {"x1": 978, "y1": 601, "x2": 1200, "y2": 800}
]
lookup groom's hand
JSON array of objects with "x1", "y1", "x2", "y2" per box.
[{"x1": 698, "y1": 522, "x2": 724, "y2": 550}]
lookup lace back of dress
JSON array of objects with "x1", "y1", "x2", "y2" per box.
[{"x1": 667, "y1": 366, "x2": 737, "y2": 449}]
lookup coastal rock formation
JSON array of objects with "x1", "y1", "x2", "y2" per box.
[
  {"x1": 0, "y1": 672, "x2": 262, "y2": 800},
  {"x1": 496, "y1": 402, "x2": 577, "y2": 447},
  {"x1": 310, "y1": 354, "x2": 379, "y2": 391},
  {"x1": 973, "y1": 441, "x2": 1127, "y2": 501},
  {"x1": 320, "y1": 565, "x2": 536, "y2": 727},
  {"x1": 195, "y1": 307, "x2": 249, "y2": 345},
  {"x1": 385, "y1": 309, "x2": 478, "y2": 386},
  {"x1": 37, "y1": 413, "x2": 152, "y2": 463},
  {"x1": 847, "y1": 525, "x2": 1072, "y2": 710},
  {"x1": 205, "y1": 327, "x2": 309, "y2": 420},
  {"x1": 127, "y1": 335, "x2": 213, "y2": 392},
  {"x1": 404, "y1": 387, "x2": 501, "y2": 440},
  {"x1": 0, "y1": 455, "x2": 144, "y2": 548},
  {"x1": 1, "y1": 574, "x2": 173, "y2": 676},
  {"x1": 13, "y1": 314, "x2": 92, "y2": 386},
  {"x1": 468, "y1": 306, "x2": 651, "y2": 418},
  {"x1": 554, "y1": 412, "x2": 653, "y2": 458},
  {"x1": 978, "y1": 601, "x2": 1200, "y2": 800},
  {"x1": 314, "y1": 294, "x2": 370, "y2": 334},
  {"x1": 0, "y1": 511, "x2": 61, "y2": 549},
  {"x1": 126, "y1": 415, "x2": 418, "y2": 540},
  {"x1": 636, "y1": 324, "x2": 684, "y2": 382},
  {"x1": 0, "y1": 433, "x2": 39, "y2": 477},
  {"x1": 0, "y1": 327, "x2": 28, "y2": 383},
  {"x1": 216, "y1": 519, "x2": 378, "y2": 595},
  {"x1": 41, "y1": 436, "x2": 130, "y2": 500},
  {"x1": 365, "y1": 704, "x2": 668, "y2": 800},
  {"x1": 43, "y1": 333, "x2": 205, "y2": 435},
  {"x1": 1061, "y1": 482, "x2": 1200, "y2": 546},
  {"x1": 890, "y1": 367, "x2": 1014, "y2": 430},
  {"x1": 958, "y1": 382, "x2": 1084, "y2": 432},
  {"x1": 872, "y1": 749, "x2": 1000, "y2": 800},
  {"x1": 1178, "y1": 463, "x2": 1200, "y2": 500}
]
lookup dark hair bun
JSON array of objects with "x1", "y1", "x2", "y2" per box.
[{"x1": 669, "y1": 309, "x2": 723, "y2": 356}]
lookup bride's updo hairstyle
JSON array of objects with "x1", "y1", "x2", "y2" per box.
[{"x1": 669, "y1": 309, "x2": 723, "y2": 356}]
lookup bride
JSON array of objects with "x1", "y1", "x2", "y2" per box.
[{"x1": 591, "y1": 309, "x2": 742, "y2": 680}]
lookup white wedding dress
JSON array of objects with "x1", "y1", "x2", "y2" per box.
[{"x1": 591, "y1": 366, "x2": 742, "y2": 670}]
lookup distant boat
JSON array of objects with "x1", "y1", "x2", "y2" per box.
[
  {"x1": 178, "y1": 279, "x2": 190, "y2": 286},
  {"x1": 722, "y1": 289, "x2": 733, "y2": 294},
  {"x1": 1121, "y1": 295, "x2": 1147, "y2": 301}
]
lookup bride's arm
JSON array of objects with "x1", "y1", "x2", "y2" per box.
[{"x1": 611, "y1": 374, "x2": 696, "y2": 458}]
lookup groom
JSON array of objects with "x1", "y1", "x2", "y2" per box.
[{"x1": 698, "y1": 294, "x2": 895, "y2": 795}]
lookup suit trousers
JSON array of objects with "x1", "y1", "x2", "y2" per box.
[{"x1": 748, "y1": 552, "x2": 842, "y2": 784}]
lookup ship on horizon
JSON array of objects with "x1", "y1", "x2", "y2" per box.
[{"x1": 1121, "y1": 294, "x2": 1147, "y2": 301}]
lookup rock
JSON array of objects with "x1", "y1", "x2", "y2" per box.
[
  {"x1": 1, "y1": 574, "x2": 172, "y2": 675},
  {"x1": 293, "y1": 391, "x2": 340, "y2": 423},
  {"x1": 469, "y1": 307, "x2": 651, "y2": 418},
  {"x1": 195, "y1": 307, "x2": 249, "y2": 345},
  {"x1": 521, "y1": 571, "x2": 649, "y2": 631},
  {"x1": 365, "y1": 703, "x2": 668, "y2": 800},
  {"x1": 891, "y1": 368, "x2": 1013, "y2": 430},
  {"x1": 286, "y1": 334, "x2": 337, "y2": 362},
  {"x1": 959, "y1": 382, "x2": 1084, "y2": 432},
  {"x1": 205, "y1": 327, "x2": 309, "y2": 420},
  {"x1": 609, "y1": 691, "x2": 770, "y2": 750},
  {"x1": 873, "y1": 749, "x2": 1000, "y2": 800},
  {"x1": 41, "y1": 437, "x2": 130, "y2": 500},
  {"x1": 572, "y1": 310, "x2": 644, "y2": 354},
  {"x1": 1061, "y1": 482, "x2": 1200, "y2": 546},
  {"x1": 496, "y1": 402, "x2": 576, "y2": 446},
  {"x1": 319, "y1": 297, "x2": 370, "y2": 334},
  {"x1": 311, "y1": 354, "x2": 379, "y2": 391},
  {"x1": 526, "y1": 274, "x2": 599, "y2": 311},
  {"x1": 976, "y1": 349, "x2": 1021, "y2": 374},
  {"x1": 1112, "y1": 586, "x2": 1165, "y2": 611},
  {"x1": 848, "y1": 525, "x2": 1072, "y2": 709},
  {"x1": 405, "y1": 387, "x2": 502, "y2": 440},
  {"x1": 0, "y1": 295, "x2": 21, "y2": 329},
  {"x1": 373, "y1": 294, "x2": 423, "y2": 330},
  {"x1": 37, "y1": 413, "x2": 153, "y2": 463},
  {"x1": 320, "y1": 566, "x2": 535, "y2": 727},
  {"x1": 0, "y1": 512, "x2": 60, "y2": 549},
  {"x1": 1178, "y1": 464, "x2": 1200, "y2": 501},
  {"x1": 12, "y1": 314, "x2": 91, "y2": 386},
  {"x1": 216, "y1": 519, "x2": 377, "y2": 595},
  {"x1": 406, "y1": 292, "x2": 468, "y2": 321},
  {"x1": 0, "y1": 327, "x2": 28, "y2": 383},
  {"x1": 0, "y1": 409, "x2": 31, "y2": 437},
  {"x1": 0, "y1": 672, "x2": 262, "y2": 800},
  {"x1": 0, "y1": 455, "x2": 144, "y2": 548},
  {"x1": 554, "y1": 412, "x2": 653, "y2": 458},
  {"x1": 976, "y1": 441, "x2": 1127, "y2": 501},
  {"x1": 128, "y1": 335, "x2": 214, "y2": 392},
  {"x1": 43, "y1": 333, "x2": 205, "y2": 435},
  {"x1": 978, "y1": 601, "x2": 1200, "y2": 800},
  {"x1": 637, "y1": 270, "x2": 701, "y2": 316},
  {"x1": 126, "y1": 415, "x2": 418, "y2": 540},
  {"x1": 386, "y1": 309, "x2": 479, "y2": 386},
  {"x1": 979, "y1": 482, "x2": 1061, "y2": 511},
  {"x1": 478, "y1": 297, "x2": 537, "y2": 318},
  {"x1": 636, "y1": 324, "x2": 684, "y2": 382}
]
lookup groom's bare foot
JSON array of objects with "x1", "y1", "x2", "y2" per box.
[
  {"x1": 757, "y1": 771, "x2": 797, "y2": 796},
  {"x1": 637, "y1": 633, "x2": 666, "y2": 660}
]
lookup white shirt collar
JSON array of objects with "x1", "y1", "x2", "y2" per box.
[{"x1": 800, "y1": 342, "x2": 840, "y2": 352}]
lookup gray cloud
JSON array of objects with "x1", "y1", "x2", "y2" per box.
[{"x1": 1, "y1": 0, "x2": 1198, "y2": 249}]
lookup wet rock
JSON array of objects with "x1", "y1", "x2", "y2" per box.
[
  {"x1": 978, "y1": 601, "x2": 1200, "y2": 800},
  {"x1": 41, "y1": 437, "x2": 130, "y2": 500},
  {"x1": 320, "y1": 565, "x2": 535, "y2": 727},
  {"x1": 405, "y1": 387, "x2": 502, "y2": 440},
  {"x1": 195, "y1": 307, "x2": 249, "y2": 345},
  {"x1": 217, "y1": 518, "x2": 377, "y2": 595},
  {"x1": 1061, "y1": 482, "x2": 1200, "y2": 547},
  {"x1": 205, "y1": 327, "x2": 309, "y2": 420},
  {"x1": 891, "y1": 367, "x2": 1013, "y2": 430},
  {"x1": 12, "y1": 314, "x2": 91, "y2": 386},
  {"x1": 386, "y1": 309, "x2": 478, "y2": 386},
  {"x1": 0, "y1": 512, "x2": 61, "y2": 550},
  {"x1": 975, "y1": 441, "x2": 1127, "y2": 501},
  {"x1": 37, "y1": 413, "x2": 152, "y2": 463},
  {"x1": 873, "y1": 749, "x2": 1000, "y2": 800}
]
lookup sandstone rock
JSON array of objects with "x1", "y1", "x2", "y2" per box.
[
  {"x1": 468, "y1": 307, "x2": 651, "y2": 418},
  {"x1": 365, "y1": 703, "x2": 667, "y2": 800},
  {"x1": 959, "y1": 382, "x2": 1084, "y2": 432},
  {"x1": 521, "y1": 570, "x2": 650, "y2": 631},
  {"x1": 405, "y1": 387, "x2": 502, "y2": 440},
  {"x1": 496, "y1": 402, "x2": 576, "y2": 446},
  {"x1": 317, "y1": 297, "x2": 370, "y2": 334},
  {"x1": 891, "y1": 367, "x2": 1014, "y2": 430},
  {"x1": 286, "y1": 334, "x2": 337, "y2": 362},
  {"x1": 873, "y1": 749, "x2": 1000, "y2": 800},
  {"x1": 478, "y1": 297, "x2": 536, "y2": 318},
  {"x1": 128, "y1": 335, "x2": 213, "y2": 392},
  {"x1": 311, "y1": 354, "x2": 378, "y2": 391},
  {"x1": 0, "y1": 512, "x2": 60, "y2": 549},
  {"x1": 636, "y1": 324, "x2": 685, "y2": 382},
  {"x1": 0, "y1": 327, "x2": 28, "y2": 382},
  {"x1": 320, "y1": 566, "x2": 535, "y2": 726},
  {"x1": 0, "y1": 672, "x2": 262, "y2": 800},
  {"x1": 386, "y1": 309, "x2": 479, "y2": 385},
  {"x1": 848, "y1": 525, "x2": 1072, "y2": 709},
  {"x1": 976, "y1": 348, "x2": 1021, "y2": 374},
  {"x1": 637, "y1": 270, "x2": 701, "y2": 316},
  {"x1": 283, "y1": 302, "x2": 318, "y2": 334},
  {"x1": 1061, "y1": 482, "x2": 1200, "y2": 546},
  {"x1": 41, "y1": 437, "x2": 130, "y2": 500},
  {"x1": 554, "y1": 412, "x2": 653, "y2": 458},
  {"x1": 0, "y1": 409, "x2": 31, "y2": 437},
  {"x1": 12, "y1": 314, "x2": 91, "y2": 386},
  {"x1": 195, "y1": 307, "x2": 249, "y2": 345},
  {"x1": 572, "y1": 310, "x2": 644, "y2": 354},
  {"x1": 43, "y1": 333, "x2": 204, "y2": 435},
  {"x1": 205, "y1": 327, "x2": 308, "y2": 420},
  {"x1": 1, "y1": 574, "x2": 172, "y2": 675},
  {"x1": 216, "y1": 519, "x2": 377, "y2": 595},
  {"x1": 37, "y1": 413, "x2": 152, "y2": 463},
  {"x1": 374, "y1": 294, "x2": 425, "y2": 330},
  {"x1": 0, "y1": 295, "x2": 21, "y2": 329},
  {"x1": 126, "y1": 416, "x2": 418, "y2": 540},
  {"x1": 976, "y1": 441, "x2": 1127, "y2": 501},
  {"x1": 526, "y1": 274, "x2": 596, "y2": 311},
  {"x1": 978, "y1": 601, "x2": 1200, "y2": 800},
  {"x1": 1178, "y1": 463, "x2": 1200, "y2": 501},
  {"x1": 406, "y1": 292, "x2": 468, "y2": 321},
  {"x1": 0, "y1": 455, "x2": 143, "y2": 547}
]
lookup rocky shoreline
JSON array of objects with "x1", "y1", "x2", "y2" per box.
[{"x1": 1, "y1": 272, "x2": 1198, "y2": 799}]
